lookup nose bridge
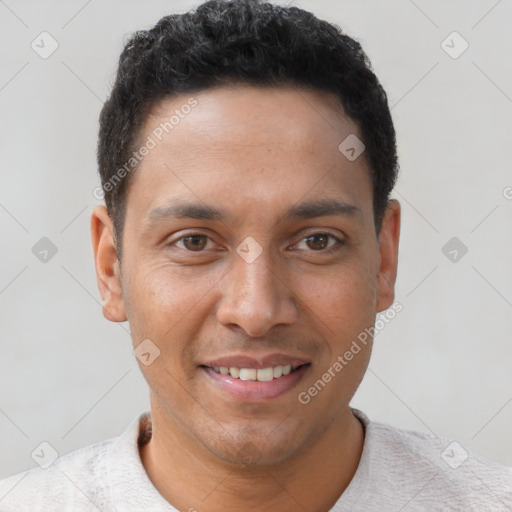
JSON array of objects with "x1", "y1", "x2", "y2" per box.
[
  {"x1": 235, "y1": 247, "x2": 278, "y2": 303},
  {"x1": 216, "y1": 243, "x2": 297, "y2": 336}
]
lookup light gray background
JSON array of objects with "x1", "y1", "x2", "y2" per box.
[{"x1": 1, "y1": 0, "x2": 511, "y2": 479}]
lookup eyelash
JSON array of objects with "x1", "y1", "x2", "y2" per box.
[{"x1": 170, "y1": 232, "x2": 345, "y2": 254}]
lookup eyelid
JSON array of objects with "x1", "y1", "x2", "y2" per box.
[
  {"x1": 171, "y1": 232, "x2": 218, "y2": 251},
  {"x1": 291, "y1": 232, "x2": 345, "y2": 253}
]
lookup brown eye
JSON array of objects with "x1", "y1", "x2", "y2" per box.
[
  {"x1": 181, "y1": 235, "x2": 208, "y2": 251},
  {"x1": 293, "y1": 232, "x2": 344, "y2": 254},
  {"x1": 305, "y1": 234, "x2": 331, "y2": 250}
]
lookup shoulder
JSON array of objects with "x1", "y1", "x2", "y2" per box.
[
  {"x1": 0, "y1": 412, "x2": 151, "y2": 511},
  {"x1": 362, "y1": 412, "x2": 512, "y2": 510},
  {"x1": 0, "y1": 436, "x2": 117, "y2": 511}
]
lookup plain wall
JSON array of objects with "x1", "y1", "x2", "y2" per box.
[{"x1": 0, "y1": 0, "x2": 511, "y2": 479}]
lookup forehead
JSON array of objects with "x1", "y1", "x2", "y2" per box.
[
  {"x1": 142, "y1": 85, "x2": 360, "y2": 154},
  {"x1": 126, "y1": 85, "x2": 372, "y2": 224}
]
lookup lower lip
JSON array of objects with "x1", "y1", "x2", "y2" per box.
[{"x1": 202, "y1": 365, "x2": 310, "y2": 402}]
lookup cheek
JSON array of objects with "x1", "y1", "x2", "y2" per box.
[
  {"x1": 294, "y1": 266, "x2": 376, "y2": 417},
  {"x1": 123, "y1": 260, "x2": 217, "y2": 335},
  {"x1": 122, "y1": 261, "x2": 229, "y2": 392},
  {"x1": 300, "y1": 257, "x2": 378, "y2": 325},
  {"x1": 292, "y1": 256, "x2": 378, "y2": 387},
  {"x1": 122, "y1": 265, "x2": 211, "y2": 411}
]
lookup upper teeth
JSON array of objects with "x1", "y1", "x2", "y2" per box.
[{"x1": 212, "y1": 365, "x2": 292, "y2": 381}]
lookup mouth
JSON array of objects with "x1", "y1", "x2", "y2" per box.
[
  {"x1": 200, "y1": 363, "x2": 310, "y2": 382},
  {"x1": 199, "y1": 356, "x2": 311, "y2": 402}
]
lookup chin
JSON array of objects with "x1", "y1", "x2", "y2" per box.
[{"x1": 202, "y1": 423, "x2": 305, "y2": 468}]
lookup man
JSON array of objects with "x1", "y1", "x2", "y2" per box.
[{"x1": 0, "y1": 0, "x2": 510, "y2": 510}]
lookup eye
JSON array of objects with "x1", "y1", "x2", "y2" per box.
[
  {"x1": 294, "y1": 233, "x2": 344, "y2": 253},
  {"x1": 174, "y1": 234, "x2": 214, "y2": 252},
  {"x1": 169, "y1": 232, "x2": 344, "y2": 254}
]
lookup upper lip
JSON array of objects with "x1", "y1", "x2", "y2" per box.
[{"x1": 201, "y1": 353, "x2": 310, "y2": 370}]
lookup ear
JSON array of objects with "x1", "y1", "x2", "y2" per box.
[
  {"x1": 90, "y1": 205, "x2": 127, "y2": 322},
  {"x1": 375, "y1": 199, "x2": 401, "y2": 312}
]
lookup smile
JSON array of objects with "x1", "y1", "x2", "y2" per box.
[
  {"x1": 200, "y1": 362, "x2": 311, "y2": 402},
  {"x1": 206, "y1": 364, "x2": 307, "y2": 381}
]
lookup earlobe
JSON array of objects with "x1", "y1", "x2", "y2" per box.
[
  {"x1": 90, "y1": 205, "x2": 127, "y2": 322},
  {"x1": 375, "y1": 199, "x2": 401, "y2": 313}
]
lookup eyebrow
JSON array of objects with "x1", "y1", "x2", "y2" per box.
[
  {"x1": 282, "y1": 198, "x2": 361, "y2": 223},
  {"x1": 146, "y1": 198, "x2": 361, "y2": 225}
]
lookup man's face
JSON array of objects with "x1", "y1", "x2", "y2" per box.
[{"x1": 94, "y1": 85, "x2": 399, "y2": 466}]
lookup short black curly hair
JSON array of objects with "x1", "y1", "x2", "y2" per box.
[{"x1": 97, "y1": 0, "x2": 398, "y2": 258}]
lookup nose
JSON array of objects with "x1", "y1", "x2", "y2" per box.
[{"x1": 216, "y1": 247, "x2": 298, "y2": 338}]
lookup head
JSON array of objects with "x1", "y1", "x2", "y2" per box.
[{"x1": 92, "y1": 0, "x2": 400, "y2": 466}]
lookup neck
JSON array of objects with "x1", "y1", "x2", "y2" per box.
[{"x1": 139, "y1": 403, "x2": 364, "y2": 512}]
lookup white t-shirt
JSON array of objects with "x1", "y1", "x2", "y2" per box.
[{"x1": 0, "y1": 409, "x2": 510, "y2": 511}]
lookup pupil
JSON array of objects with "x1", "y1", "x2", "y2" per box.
[
  {"x1": 185, "y1": 235, "x2": 206, "y2": 251},
  {"x1": 308, "y1": 234, "x2": 328, "y2": 250}
]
